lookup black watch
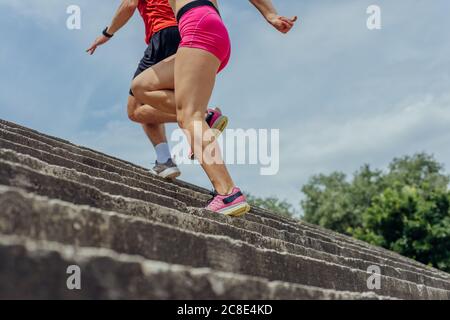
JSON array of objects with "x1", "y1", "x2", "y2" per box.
[{"x1": 102, "y1": 27, "x2": 114, "y2": 38}]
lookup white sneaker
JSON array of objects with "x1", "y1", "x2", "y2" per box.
[{"x1": 152, "y1": 159, "x2": 181, "y2": 180}]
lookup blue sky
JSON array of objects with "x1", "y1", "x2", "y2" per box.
[{"x1": 1, "y1": 1, "x2": 450, "y2": 212}]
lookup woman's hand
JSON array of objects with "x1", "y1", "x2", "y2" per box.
[
  {"x1": 266, "y1": 13, "x2": 298, "y2": 34},
  {"x1": 86, "y1": 35, "x2": 111, "y2": 55}
]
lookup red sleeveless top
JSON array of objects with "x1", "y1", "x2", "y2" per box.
[{"x1": 138, "y1": 0, "x2": 178, "y2": 44}]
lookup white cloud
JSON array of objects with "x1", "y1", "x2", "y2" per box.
[{"x1": 284, "y1": 94, "x2": 450, "y2": 164}]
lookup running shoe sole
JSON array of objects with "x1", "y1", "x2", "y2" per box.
[
  {"x1": 211, "y1": 115, "x2": 229, "y2": 134},
  {"x1": 157, "y1": 167, "x2": 181, "y2": 180},
  {"x1": 218, "y1": 202, "x2": 251, "y2": 217}
]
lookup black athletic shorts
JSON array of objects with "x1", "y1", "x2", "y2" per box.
[{"x1": 129, "y1": 26, "x2": 181, "y2": 96}]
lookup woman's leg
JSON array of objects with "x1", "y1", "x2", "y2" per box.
[{"x1": 175, "y1": 47, "x2": 235, "y2": 195}]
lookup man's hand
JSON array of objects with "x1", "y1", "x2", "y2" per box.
[
  {"x1": 86, "y1": 35, "x2": 111, "y2": 55},
  {"x1": 86, "y1": 0, "x2": 138, "y2": 55},
  {"x1": 266, "y1": 13, "x2": 297, "y2": 34}
]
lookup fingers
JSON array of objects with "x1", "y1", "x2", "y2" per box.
[
  {"x1": 86, "y1": 37, "x2": 104, "y2": 55},
  {"x1": 280, "y1": 17, "x2": 294, "y2": 27},
  {"x1": 86, "y1": 44, "x2": 97, "y2": 55},
  {"x1": 278, "y1": 15, "x2": 298, "y2": 33},
  {"x1": 86, "y1": 36, "x2": 108, "y2": 55},
  {"x1": 272, "y1": 19, "x2": 291, "y2": 33},
  {"x1": 280, "y1": 16, "x2": 298, "y2": 26},
  {"x1": 280, "y1": 21, "x2": 290, "y2": 33}
]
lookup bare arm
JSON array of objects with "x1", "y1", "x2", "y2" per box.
[
  {"x1": 106, "y1": 0, "x2": 139, "y2": 35},
  {"x1": 87, "y1": 0, "x2": 139, "y2": 55},
  {"x1": 248, "y1": 0, "x2": 297, "y2": 34}
]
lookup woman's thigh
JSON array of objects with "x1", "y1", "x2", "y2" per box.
[{"x1": 174, "y1": 47, "x2": 221, "y2": 118}]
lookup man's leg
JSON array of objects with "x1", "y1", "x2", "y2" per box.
[
  {"x1": 127, "y1": 95, "x2": 179, "y2": 177},
  {"x1": 127, "y1": 95, "x2": 176, "y2": 126},
  {"x1": 132, "y1": 55, "x2": 177, "y2": 115}
]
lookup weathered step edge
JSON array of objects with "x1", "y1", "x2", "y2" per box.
[
  {"x1": 0, "y1": 148, "x2": 447, "y2": 283},
  {"x1": 0, "y1": 235, "x2": 395, "y2": 300},
  {"x1": 0, "y1": 124, "x2": 444, "y2": 277},
  {"x1": 1, "y1": 185, "x2": 449, "y2": 292},
  {"x1": 0, "y1": 120, "x2": 206, "y2": 194},
  {"x1": 0, "y1": 187, "x2": 448, "y2": 299},
  {"x1": 0, "y1": 132, "x2": 206, "y2": 203}
]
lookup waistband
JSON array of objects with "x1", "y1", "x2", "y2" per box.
[{"x1": 176, "y1": 0, "x2": 221, "y2": 22}]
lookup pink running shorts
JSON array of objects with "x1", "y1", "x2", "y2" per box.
[{"x1": 178, "y1": 2, "x2": 231, "y2": 73}]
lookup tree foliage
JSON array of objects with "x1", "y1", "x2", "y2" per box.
[{"x1": 301, "y1": 153, "x2": 450, "y2": 272}]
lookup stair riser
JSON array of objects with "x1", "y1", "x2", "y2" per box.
[
  {"x1": 2, "y1": 188, "x2": 449, "y2": 291},
  {"x1": 0, "y1": 129, "x2": 204, "y2": 200},
  {"x1": 0, "y1": 124, "x2": 440, "y2": 274},
  {"x1": 246, "y1": 208, "x2": 434, "y2": 272},
  {"x1": 0, "y1": 149, "x2": 446, "y2": 283},
  {"x1": 0, "y1": 240, "x2": 391, "y2": 300},
  {"x1": 0, "y1": 156, "x2": 447, "y2": 285},
  {"x1": 0, "y1": 191, "x2": 448, "y2": 299},
  {"x1": 0, "y1": 138, "x2": 206, "y2": 207},
  {"x1": 0, "y1": 122, "x2": 208, "y2": 194},
  {"x1": 0, "y1": 160, "x2": 187, "y2": 215}
]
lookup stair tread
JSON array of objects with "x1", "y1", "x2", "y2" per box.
[
  {"x1": 0, "y1": 146, "x2": 447, "y2": 281},
  {"x1": 1, "y1": 185, "x2": 449, "y2": 290},
  {"x1": 0, "y1": 234, "x2": 398, "y2": 300},
  {"x1": 0, "y1": 122, "x2": 445, "y2": 275},
  {"x1": 0, "y1": 118, "x2": 449, "y2": 300},
  {"x1": 1, "y1": 186, "x2": 449, "y2": 300}
]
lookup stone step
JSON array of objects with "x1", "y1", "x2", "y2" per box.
[
  {"x1": 0, "y1": 234, "x2": 395, "y2": 300},
  {"x1": 0, "y1": 121, "x2": 444, "y2": 276},
  {"x1": 0, "y1": 150, "x2": 187, "y2": 212},
  {"x1": 2, "y1": 185, "x2": 449, "y2": 292},
  {"x1": 0, "y1": 134, "x2": 417, "y2": 268},
  {"x1": 0, "y1": 129, "x2": 207, "y2": 204},
  {"x1": 0, "y1": 187, "x2": 448, "y2": 299},
  {"x1": 0, "y1": 148, "x2": 447, "y2": 283},
  {"x1": 0, "y1": 121, "x2": 315, "y2": 226},
  {"x1": 249, "y1": 210, "x2": 446, "y2": 277},
  {"x1": 0, "y1": 121, "x2": 206, "y2": 195},
  {"x1": 1, "y1": 119, "x2": 450, "y2": 299}
]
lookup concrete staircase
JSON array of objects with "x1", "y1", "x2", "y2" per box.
[{"x1": 0, "y1": 118, "x2": 449, "y2": 300}]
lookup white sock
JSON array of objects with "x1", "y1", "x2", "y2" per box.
[{"x1": 155, "y1": 143, "x2": 171, "y2": 164}]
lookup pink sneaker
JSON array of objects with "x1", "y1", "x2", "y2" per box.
[
  {"x1": 206, "y1": 187, "x2": 251, "y2": 217},
  {"x1": 189, "y1": 108, "x2": 228, "y2": 160},
  {"x1": 206, "y1": 107, "x2": 228, "y2": 132}
]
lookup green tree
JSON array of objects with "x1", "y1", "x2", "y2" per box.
[
  {"x1": 301, "y1": 153, "x2": 450, "y2": 272},
  {"x1": 301, "y1": 166, "x2": 384, "y2": 234},
  {"x1": 247, "y1": 194, "x2": 297, "y2": 219},
  {"x1": 352, "y1": 187, "x2": 450, "y2": 272}
]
